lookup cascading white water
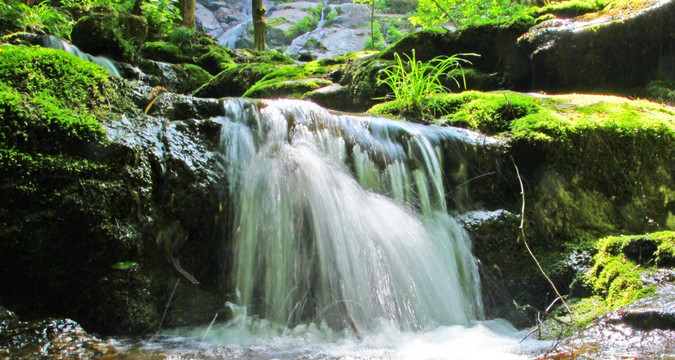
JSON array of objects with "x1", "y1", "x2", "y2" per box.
[
  {"x1": 42, "y1": 35, "x2": 120, "y2": 77},
  {"x1": 142, "y1": 98, "x2": 551, "y2": 359},
  {"x1": 219, "y1": 98, "x2": 485, "y2": 332}
]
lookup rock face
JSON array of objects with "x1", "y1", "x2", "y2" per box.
[
  {"x1": 195, "y1": 0, "x2": 413, "y2": 57},
  {"x1": 538, "y1": 282, "x2": 675, "y2": 359},
  {"x1": 519, "y1": 0, "x2": 675, "y2": 93}
]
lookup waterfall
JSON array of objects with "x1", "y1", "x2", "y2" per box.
[
  {"x1": 41, "y1": 35, "x2": 120, "y2": 77},
  {"x1": 218, "y1": 99, "x2": 492, "y2": 332},
  {"x1": 216, "y1": 3, "x2": 252, "y2": 48}
]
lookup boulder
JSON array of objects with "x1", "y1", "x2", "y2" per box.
[
  {"x1": 71, "y1": 12, "x2": 147, "y2": 62},
  {"x1": 519, "y1": 0, "x2": 675, "y2": 93}
]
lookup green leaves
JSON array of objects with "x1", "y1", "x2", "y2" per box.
[
  {"x1": 376, "y1": 49, "x2": 477, "y2": 115},
  {"x1": 410, "y1": 0, "x2": 528, "y2": 28}
]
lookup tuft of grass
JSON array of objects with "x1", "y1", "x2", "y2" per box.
[{"x1": 376, "y1": 49, "x2": 477, "y2": 116}]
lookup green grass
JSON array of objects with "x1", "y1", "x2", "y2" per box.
[{"x1": 375, "y1": 50, "x2": 477, "y2": 115}]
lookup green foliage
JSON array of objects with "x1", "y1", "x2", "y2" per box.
[
  {"x1": 645, "y1": 80, "x2": 675, "y2": 106},
  {"x1": 375, "y1": 50, "x2": 476, "y2": 115},
  {"x1": 411, "y1": 0, "x2": 529, "y2": 28},
  {"x1": 363, "y1": 22, "x2": 386, "y2": 50},
  {"x1": 169, "y1": 26, "x2": 197, "y2": 46},
  {"x1": 0, "y1": 0, "x2": 73, "y2": 39},
  {"x1": 286, "y1": 16, "x2": 318, "y2": 40},
  {"x1": 138, "y1": 0, "x2": 180, "y2": 40},
  {"x1": 529, "y1": 0, "x2": 608, "y2": 18}
]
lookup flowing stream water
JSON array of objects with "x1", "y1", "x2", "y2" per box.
[{"x1": 120, "y1": 99, "x2": 550, "y2": 359}]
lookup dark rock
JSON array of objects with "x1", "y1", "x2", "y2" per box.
[
  {"x1": 303, "y1": 83, "x2": 351, "y2": 110},
  {"x1": 0, "y1": 316, "x2": 116, "y2": 359},
  {"x1": 71, "y1": 12, "x2": 148, "y2": 62},
  {"x1": 380, "y1": 20, "x2": 534, "y2": 91},
  {"x1": 519, "y1": 0, "x2": 675, "y2": 93}
]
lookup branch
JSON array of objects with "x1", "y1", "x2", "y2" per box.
[{"x1": 512, "y1": 159, "x2": 573, "y2": 318}]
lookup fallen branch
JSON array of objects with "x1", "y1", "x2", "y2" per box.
[{"x1": 512, "y1": 159, "x2": 573, "y2": 318}]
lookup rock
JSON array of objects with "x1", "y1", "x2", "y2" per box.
[
  {"x1": 137, "y1": 60, "x2": 214, "y2": 94},
  {"x1": 519, "y1": 0, "x2": 675, "y2": 93},
  {"x1": 193, "y1": 63, "x2": 280, "y2": 98},
  {"x1": 0, "y1": 316, "x2": 117, "y2": 359},
  {"x1": 538, "y1": 283, "x2": 675, "y2": 359},
  {"x1": 380, "y1": 19, "x2": 534, "y2": 91},
  {"x1": 71, "y1": 11, "x2": 148, "y2": 62},
  {"x1": 303, "y1": 83, "x2": 350, "y2": 109},
  {"x1": 195, "y1": 2, "x2": 225, "y2": 38}
]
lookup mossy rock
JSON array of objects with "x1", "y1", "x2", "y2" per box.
[
  {"x1": 138, "y1": 60, "x2": 213, "y2": 94},
  {"x1": 193, "y1": 63, "x2": 279, "y2": 98},
  {"x1": 543, "y1": 231, "x2": 675, "y2": 337},
  {"x1": 244, "y1": 78, "x2": 333, "y2": 99},
  {"x1": 141, "y1": 37, "x2": 241, "y2": 75},
  {"x1": 71, "y1": 11, "x2": 147, "y2": 62},
  {"x1": 528, "y1": 0, "x2": 607, "y2": 19},
  {"x1": 0, "y1": 44, "x2": 159, "y2": 334},
  {"x1": 373, "y1": 91, "x2": 675, "y2": 241},
  {"x1": 242, "y1": 60, "x2": 338, "y2": 99},
  {"x1": 379, "y1": 18, "x2": 533, "y2": 91}
]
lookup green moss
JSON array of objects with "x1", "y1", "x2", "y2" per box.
[
  {"x1": 244, "y1": 78, "x2": 333, "y2": 99},
  {"x1": 0, "y1": 45, "x2": 117, "y2": 111},
  {"x1": 529, "y1": 0, "x2": 608, "y2": 19},
  {"x1": 193, "y1": 63, "x2": 279, "y2": 98},
  {"x1": 242, "y1": 61, "x2": 337, "y2": 99},
  {"x1": 587, "y1": 232, "x2": 674, "y2": 304},
  {"x1": 177, "y1": 64, "x2": 213, "y2": 93},
  {"x1": 141, "y1": 41, "x2": 194, "y2": 64}
]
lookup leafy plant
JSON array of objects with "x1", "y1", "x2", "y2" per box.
[
  {"x1": 376, "y1": 49, "x2": 477, "y2": 115},
  {"x1": 169, "y1": 25, "x2": 197, "y2": 46},
  {"x1": 8, "y1": 0, "x2": 73, "y2": 39},
  {"x1": 411, "y1": 0, "x2": 529, "y2": 28}
]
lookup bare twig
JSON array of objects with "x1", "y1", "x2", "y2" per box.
[
  {"x1": 157, "y1": 278, "x2": 181, "y2": 336},
  {"x1": 512, "y1": 159, "x2": 573, "y2": 318}
]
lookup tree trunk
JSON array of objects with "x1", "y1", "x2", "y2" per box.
[
  {"x1": 181, "y1": 0, "x2": 196, "y2": 29},
  {"x1": 252, "y1": 0, "x2": 266, "y2": 51}
]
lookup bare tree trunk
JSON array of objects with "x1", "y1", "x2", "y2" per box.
[
  {"x1": 184, "y1": 0, "x2": 196, "y2": 28},
  {"x1": 252, "y1": 0, "x2": 266, "y2": 51},
  {"x1": 179, "y1": 0, "x2": 196, "y2": 29}
]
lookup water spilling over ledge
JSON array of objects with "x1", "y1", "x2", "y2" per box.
[{"x1": 220, "y1": 99, "x2": 485, "y2": 331}]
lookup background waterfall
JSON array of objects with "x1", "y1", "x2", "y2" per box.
[{"x1": 218, "y1": 99, "x2": 488, "y2": 332}]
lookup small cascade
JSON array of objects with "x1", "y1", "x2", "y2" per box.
[
  {"x1": 218, "y1": 99, "x2": 494, "y2": 332},
  {"x1": 41, "y1": 35, "x2": 120, "y2": 77},
  {"x1": 216, "y1": 3, "x2": 252, "y2": 48},
  {"x1": 317, "y1": 3, "x2": 328, "y2": 29}
]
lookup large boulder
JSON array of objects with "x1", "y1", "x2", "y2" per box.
[
  {"x1": 519, "y1": 0, "x2": 675, "y2": 93},
  {"x1": 71, "y1": 12, "x2": 147, "y2": 62}
]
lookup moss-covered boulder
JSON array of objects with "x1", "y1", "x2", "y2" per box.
[
  {"x1": 0, "y1": 45, "x2": 161, "y2": 334},
  {"x1": 518, "y1": 0, "x2": 675, "y2": 94},
  {"x1": 379, "y1": 18, "x2": 534, "y2": 91},
  {"x1": 137, "y1": 60, "x2": 213, "y2": 94},
  {"x1": 193, "y1": 63, "x2": 279, "y2": 98},
  {"x1": 71, "y1": 11, "x2": 147, "y2": 62}
]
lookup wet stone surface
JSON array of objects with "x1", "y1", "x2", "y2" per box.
[
  {"x1": 538, "y1": 281, "x2": 675, "y2": 359},
  {"x1": 0, "y1": 313, "x2": 117, "y2": 359}
]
